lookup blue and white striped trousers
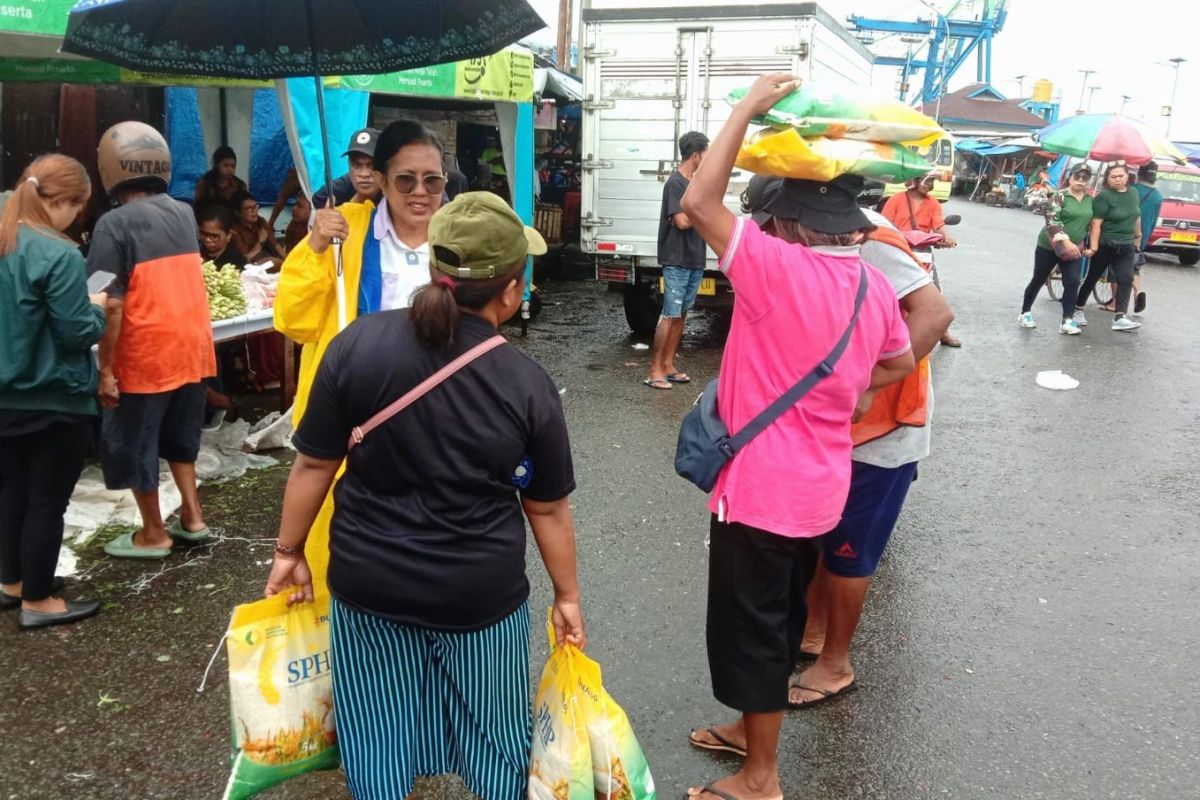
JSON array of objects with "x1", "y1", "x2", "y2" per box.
[{"x1": 329, "y1": 598, "x2": 532, "y2": 800}]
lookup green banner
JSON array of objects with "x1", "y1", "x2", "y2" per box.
[
  {"x1": 0, "y1": 0, "x2": 74, "y2": 36},
  {"x1": 0, "y1": 57, "x2": 120, "y2": 83},
  {"x1": 337, "y1": 64, "x2": 457, "y2": 98}
]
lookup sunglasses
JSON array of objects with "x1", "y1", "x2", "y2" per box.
[{"x1": 389, "y1": 173, "x2": 448, "y2": 195}]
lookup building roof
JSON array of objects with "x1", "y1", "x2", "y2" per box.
[{"x1": 923, "y1": 84, "x2": 1048, "y2": 131}]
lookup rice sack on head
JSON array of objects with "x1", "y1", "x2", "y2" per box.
[{"x1": 736, "y1": 128, "x2": 935, "y2": 183}]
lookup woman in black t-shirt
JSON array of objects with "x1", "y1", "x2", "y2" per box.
[{"x1": 264, "y1": 192, "x2": 584, "y2": 800}]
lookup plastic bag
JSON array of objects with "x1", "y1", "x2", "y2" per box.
[
  {"x1": 575, "y1": 650, "x2": 656, "y2": 800},
  {"x1": 528, "y1": 614, "x2": 655, "y2": 800},
  {"x1": 529, "y1": 618, "x2": 593, "y2": 800},
  {"x1": 728, "y1": 84, "x2": 942, "y2": 146},
  {"x1": 223, "y1": 592, "x2": 339, "y2": 800},
  {"x1": 736, "y1": 127, "x2": 934, "y2": 182}
]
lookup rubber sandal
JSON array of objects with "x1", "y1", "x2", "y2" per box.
[
  {"x1": 685, "y1": 782, "x2": 742, "y2": 800},
  {"x1": 103, "y1": 532, "x2": 171, "y2": 560},
  {"x1": 168, "y1": 517, "x2": 212, "y2": 543},
  {"x1": 687, "y1": 727, "x2": 747, "y2": 758},
  {"x1": 643, "y1": 378, "x2": 673, "y2": 390},
  {"x1": 787, "y1": 679, "x2": 858, "y2": 709},
  {"x1": 1134, "y1": 292, "x2": 1147, "y2": 313},
  {"x1": 666, "y1": 372, "x2": 692, "y2": 384}
]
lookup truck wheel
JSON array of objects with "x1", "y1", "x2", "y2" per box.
[
  {"x1": 1178, "y1": 251, "x2": 1199, "y2": 266},
  {"x1": 623, "y1": 284, "x2": 662, "y2": 334}
]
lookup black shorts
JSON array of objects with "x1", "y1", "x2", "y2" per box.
[
  {"x1": 706, "y1": 515, "x2": 821, "y2": 713},
  {"x1": 101, "y1": 382, "x2": 206, "y2": 493}
]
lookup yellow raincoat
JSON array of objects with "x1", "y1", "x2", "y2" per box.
[{"x1": 274, "y1": 200, "x2": 376, "y2": 586}]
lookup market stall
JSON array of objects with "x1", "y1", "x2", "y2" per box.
[{"x1": 532, "y1": 63, "x2": 583, "y2": 248}]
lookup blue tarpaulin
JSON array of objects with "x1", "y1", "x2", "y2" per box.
[
  {"x1": 248, "y1": 89, "x2": 292, "y2": 201},
  {"x1": 164, "y1": 87, "x2": 294, "y2": 203},
  {"x1": 278, "y1": 78, "x2": 369, "y2": 200},
  {"x1": 165, "y1": 88, "x2": 208, "y2": 201}
]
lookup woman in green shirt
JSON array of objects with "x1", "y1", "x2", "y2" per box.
[
  {"x1": 1020, "y1": 163, "x2": 1095, "y2": 334},
  {"x1": 0, "y1": 154, "x2": 106, "y2": 629},
  {"x1": 1075, "y1": 163, "x2": 1143, "y2": 331}
]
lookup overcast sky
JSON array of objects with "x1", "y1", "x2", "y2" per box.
[{"x1": 525, "y1": 0, "x2": 1199, "y2": 141}]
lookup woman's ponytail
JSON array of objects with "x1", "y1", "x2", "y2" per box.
[
  {"x1": 409, "y1": 263, "x2": 524, "y2": 350},
  {"x1": 409, "y1": 277, "x2": 460, "y2": 350},
  {"x1": 0, "y1": 154, "x2": 91, "y2": 257}
]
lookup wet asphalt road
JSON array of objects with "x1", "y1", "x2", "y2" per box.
[{"x1": 2, "y1": 198, "x2": 1199, "y2": 800}]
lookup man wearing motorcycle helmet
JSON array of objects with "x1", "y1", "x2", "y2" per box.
[{"x1": 86, "y1": 121, "x2": 217, "y2": 561}]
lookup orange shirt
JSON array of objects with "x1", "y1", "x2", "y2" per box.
[
  {"x1": 86, "y1": 195, "x2": 216, "y2": 394},
  {"x1": 880, "y1": 191, "x2": 945, "y2": 233}
]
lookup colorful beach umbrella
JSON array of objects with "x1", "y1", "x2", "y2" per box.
[{"x1": 1035, "y1": 114, "x2": 1187, "y2": 166}]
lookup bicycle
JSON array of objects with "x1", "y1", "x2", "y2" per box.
[{"x1": 1044, "y1": 259, "x2": 1112, "y2": 305}]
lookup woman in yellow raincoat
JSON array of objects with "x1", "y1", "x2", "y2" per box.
[{"x1": 274, "y1": 120, "x2": 448, "y2": 584}]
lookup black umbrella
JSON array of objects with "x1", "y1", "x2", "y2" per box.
[{"x1": 62, "y1": 0, "x2": 547, "y2": 194}]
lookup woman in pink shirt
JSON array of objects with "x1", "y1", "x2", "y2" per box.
[{"x1": 680, "y1": 73, "x2": 915, "y2": 800}]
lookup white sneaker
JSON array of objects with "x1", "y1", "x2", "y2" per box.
[
  {"x1": 1059, "y1": 319, "x2": 1082, "y2": 335},
  {"x1": 1018, "y1": 312, "x2": 1037, "y2": 328},
  {"x1": 1112, "y1": 316, "x2": 1142, "y2": 332},
  {"x1": 1073, "y1": 309, "x2": 1088, "y2": 326}
]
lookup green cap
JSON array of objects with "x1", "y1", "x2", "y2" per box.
[{"x1": 428, "y1": 191, "x2": 547, "y2": 280}]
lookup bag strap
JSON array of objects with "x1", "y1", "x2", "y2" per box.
[
  {"x1": 903, "y1": 190, "x2": 919, "y2": 231},
  {"x1": 728, "y1": 263, "x2": 869, "y2": 454},
  {"x1": 347, "y1": 335, "x2": 506, "y2": 450}
]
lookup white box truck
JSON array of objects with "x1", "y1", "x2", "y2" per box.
[{"x1": 579, "y1": 2, "x2": 875, "y2": 332}]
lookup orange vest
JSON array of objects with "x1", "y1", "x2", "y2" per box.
[{"x1": 851, "y1": 226, "x2": 930, "y2": 447}]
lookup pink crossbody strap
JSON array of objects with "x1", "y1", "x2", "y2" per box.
[{"x1": 347, "y1": 335, "x2": 507, "y2": 450}]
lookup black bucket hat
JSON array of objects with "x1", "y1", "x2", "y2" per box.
[
  {"x1": 763, "y1": 174, "x2": 872, "y2": 234},
  {"x1": 742, "y1": 174, "x2": 783, "y2": 227}
]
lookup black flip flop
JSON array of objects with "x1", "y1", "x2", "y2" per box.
[
  {"x1": 688, "y1": 727, "x2": 747, "y2": 758},
  {"x1": 1135, "y1": 292, "x2": 1147, "y2": 313},
  {"x1": 787, "y1": 679, "x2": 858, "y2": 709},
  {"x1": 685, "y1": 782, "x2": 742, "y2": 800},
  {"x1": 666, "y1": 372, "x2": 692, "y2": 384}
]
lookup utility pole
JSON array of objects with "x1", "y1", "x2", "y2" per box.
[
  {"x1": 1165, "y1": 57, "x2": 1186, "y2": 138},
  {"x1": 1087, "y1": 85, "x2": 1101, "y2": 113},
  {"x1": 1015, "y1": 74, "x2": 1025, "y2": 97},
  {"x1": 556, "y1": 0, "x2": 572, "y2": 71},
  {"x1": 1076, "y1": 69, "x2": 1095, "y2": 115},
  {"x1": 1119, "y1": 95, "x2": 1131, "y2": 114}
]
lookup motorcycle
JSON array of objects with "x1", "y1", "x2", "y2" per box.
[{"x1": 902, "y1": 214, "x2": 961, "y2": 286}]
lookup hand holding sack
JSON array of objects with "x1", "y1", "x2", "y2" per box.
[
  {"x1": 529, "y1": 612, "x2": 655, "y2": 800},
  {"x1": 223, "y1": 592, "x2": 339, "y2": 800}
]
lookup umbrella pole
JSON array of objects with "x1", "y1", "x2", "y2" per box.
[{"x1": 306, "y1": 0, "x2": 346, "y2": 329}]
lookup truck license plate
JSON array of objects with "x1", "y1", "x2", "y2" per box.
[
  {"x1": 1169, "y1": 232, "x2": 1197, "y2": 243},
  {"x1": 659, "y1": 277, "x2": 718, "y2": 296}
]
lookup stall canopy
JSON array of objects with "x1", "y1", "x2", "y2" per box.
[
  {"x1": 956, "y1": 138, "x2": 1036, "y2": 157},
  {"x1": 534, "y1": 67, "x2": 582, "y2": 102}
]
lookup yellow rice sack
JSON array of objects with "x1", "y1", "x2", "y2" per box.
[
  {"x1": 222, "y1": 592, "x2": 339, "y2": 800},
  {"x1": 736, "y1": 128, "x2": 934, "y2": 183}
]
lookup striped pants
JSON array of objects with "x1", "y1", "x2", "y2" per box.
[{"x1": 329, "y1": 598, "x2": 532, "y2": 800}]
